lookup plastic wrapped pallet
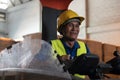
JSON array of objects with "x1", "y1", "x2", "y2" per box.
[{"x1": 0, "y1": 33, "x2": 71, "y2": 80}]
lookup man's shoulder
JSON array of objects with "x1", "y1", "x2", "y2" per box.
[
  {"x1": 77, "y1": 40, "x2": 85, "y2": 43},
  {"x1": 51, "y1": 39, "x2": 61, "y2": 42},
  {"x1": 77, "y1": 39, "x2": 86, "y2": 43},
  {"x1": 49, "y1": 39, "x2": 61, "y2": 44}
]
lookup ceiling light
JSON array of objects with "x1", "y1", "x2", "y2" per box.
[{"x1": 0, "y1": 0, "x2": 9, "y2": 9}]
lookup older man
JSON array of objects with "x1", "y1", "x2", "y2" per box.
[{"x1": 50, "y1": 10, "x2": 91, "y2": 80}]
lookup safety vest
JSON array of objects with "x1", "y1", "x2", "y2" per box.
[{"x1": 51, "y1": 39, "x2": 87, "y2": 79}]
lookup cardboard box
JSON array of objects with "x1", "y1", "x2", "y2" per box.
[
  {"x1": 86, "y1": 40, "x2": 103, "y2": 61},
  {"x1": 23, "y1": 33, "x2": 42, "y2": 39},
  {"x1": 102, "y1": 43, "x2": 116, "y2": 62},
  {"x1": 0, "y1": 37, "x2": 16, "y2": 52}
]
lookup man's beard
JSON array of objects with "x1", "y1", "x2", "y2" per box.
[{"x1": 63, "y1": 36, "x2": 76, "y2": 41}]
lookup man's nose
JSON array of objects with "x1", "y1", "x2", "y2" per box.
[{"x1": 72, "y1": 24, "x2": 79, "y2": 30}]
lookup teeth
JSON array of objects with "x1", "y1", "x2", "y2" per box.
[{"x1": 71, "y1": 32, "x2": 77, "y2": 34}]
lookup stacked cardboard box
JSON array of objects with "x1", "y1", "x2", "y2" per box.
[
  {"x1": 0, "y1": 37, "x2": 16, "y2": 52},
  {"x1": 86, "y1": 40, "x2": 103, "y2": 62},
  {"x1": 23, "y1": 32, "x2": 42, "y2": 39}
]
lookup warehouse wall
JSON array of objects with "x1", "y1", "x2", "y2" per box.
[
  {"x1": 87, "y1": 0, "x2": 120, "y2": 46},
  {"x1": 1, "y1": 0, "x2": 120, "y2": 46},
  {"x1": 69, "y1": 0, "x2": 120, "y2": 46},
  {"x1": 0, "y1": 22, "x2": 8, "y2": 37},
  {"x1": 6, "y1": 0, "x2": 42, "y2": 40},
  {"x1": 5, "y1": 0, "x2": 86, "y2": 41}
]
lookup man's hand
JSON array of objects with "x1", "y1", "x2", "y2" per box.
[{"x1": 61, "y1": 55, "x2": 70, "y2": 61}]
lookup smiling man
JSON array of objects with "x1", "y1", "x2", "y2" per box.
[{"x1": 50, "y1": 10, "x2": 91, "y2": 80}]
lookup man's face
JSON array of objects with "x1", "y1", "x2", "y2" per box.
[{"x1": 62, "y1": 21, "x2": 80, "y2": 41}]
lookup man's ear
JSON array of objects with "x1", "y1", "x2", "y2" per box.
[{"x1": 61, "y1": 27, "x2": 66, "y2": 35}]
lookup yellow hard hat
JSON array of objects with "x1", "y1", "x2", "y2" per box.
[{"x1": 57, "y1": 10, "x2": 84, "y2": 33}]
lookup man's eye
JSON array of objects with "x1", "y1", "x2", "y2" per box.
[
  {"x1": 67, "y1": 23, "x2": 79, "y2": 28},
  {"x1": 67, "y1": 23, "x2": 73, "y2": 27}
]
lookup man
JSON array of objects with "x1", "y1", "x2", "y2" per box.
[
  {"x1": 40, "y1": 0, "x2": 73, "y2": 42},
  {"x1": 50, "y1": 10, "x2": 91, "y2": 80}
]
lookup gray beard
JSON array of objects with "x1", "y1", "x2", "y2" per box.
[{"x1": 63, "y1": 36, "x2": 76, "y2": 41}]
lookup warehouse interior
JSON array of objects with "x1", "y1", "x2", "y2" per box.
[
  {"x1": 0, "y1": 0, "x2": 120, "y2": 79},
  {"x1": 0, "y1": 0, "x2": 120, "y2": 45}
]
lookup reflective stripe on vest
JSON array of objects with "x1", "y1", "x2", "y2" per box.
[{"x1": 51, "y1": 39, "x2": 87, "y2": 79}]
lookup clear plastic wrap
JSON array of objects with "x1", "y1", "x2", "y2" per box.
[{"x1": 0, "y1": 38, "x2": 71, "y2": 80}]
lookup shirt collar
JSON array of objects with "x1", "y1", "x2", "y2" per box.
[{"x1": 60, "y1": 38, "x2": 80, "y2": 49}]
